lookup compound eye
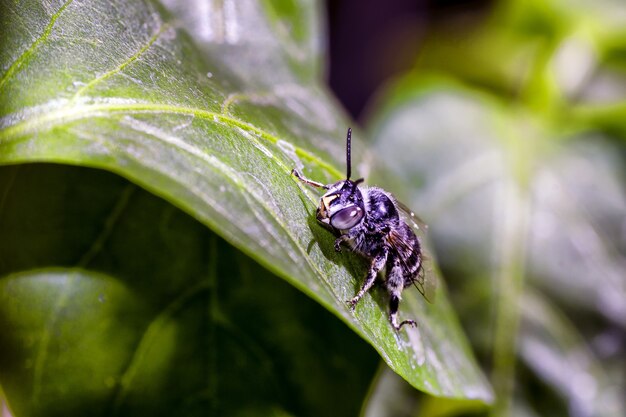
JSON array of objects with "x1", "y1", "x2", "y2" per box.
[{"x1": 330, "y1": 206, "x2": 364, "y2": 230}]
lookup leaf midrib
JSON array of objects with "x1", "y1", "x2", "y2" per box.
[{"x1": 0, "y1": 101, "x2": 343, "y2": 178}]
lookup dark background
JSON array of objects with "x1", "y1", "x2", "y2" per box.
[{"x1": 326, "y1": 0, "x2": 492, "y2": 119}]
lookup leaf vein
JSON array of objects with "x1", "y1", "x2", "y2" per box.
[
  {"x1": 0, "y1": 0, "x2": 75, "y2": 90},
  {"x1": 0, "y1": 101, "x2": 344, "y2": 178},
  {"x1": 31, "y1": 272, "x2": 77, "y2": 405},
  {"x1": 71, "y1": 24, "x2": 170, "y2": 101},
  {"x1": 110, "y1": 281, "x2": 211, "y2": 413},
  {"x1": 77, "y1": 183, "x2": 136, "y2": 267}
]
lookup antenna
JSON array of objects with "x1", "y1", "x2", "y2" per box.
[{"x1": 346, "y1": 127, "x2": 352, "y2": 180}]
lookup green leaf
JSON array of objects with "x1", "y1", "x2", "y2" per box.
[
  {"x1": 0, "y1": 0, "x2": 492, "y2": 409},
  {"x1": 0, "y1": 164, "x2": 379, "y2": 417},
  {"x1": 160, "y1": 0, "x2": 325, "y2": 84},
  {"x1": 362, "y1": 366, "x2": 488, "y2": 417}
]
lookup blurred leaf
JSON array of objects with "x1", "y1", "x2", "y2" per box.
[
  {"x1": 369, "y1": 78, "x2": 626, "y2": 326},
  {"x1": 367, "y1": 76, "x2": 626, "y2": 415},
  {"x1": 160, "y1": 0, "x2": 325, "y2": 84},
  {"x1": 0, "y1": 0, "x2": 492, "y2": 410},
  {"x1": 0, "y1": 164, "x2": 380, "y2": 417},
  {"x1": 362, "y1": 366, "x2": 488, "y2": 417},
  {"x1": 362, "y1": 366, "x2": 419, "y2": 417},
  {"x1": 520, "y1": 292, "x2": 624, "y2": 417},
  {"x1": 413, "y1": 0, "x2": 626, "y2": 112}
]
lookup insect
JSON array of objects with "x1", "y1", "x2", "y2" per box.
[{"x1": 291, "y1": 128, "x2": 432, "y2": 331}]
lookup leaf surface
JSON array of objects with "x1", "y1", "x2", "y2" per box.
[
  {"x1": 0, "y1": 164, "x2": 380, "y2": 417},
  {"x1": 0, "y1": 0, "x2": 492, "y2": 407}
]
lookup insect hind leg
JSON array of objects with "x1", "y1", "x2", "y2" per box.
[
  {"x1": 387, "y1": 258, "x2": 416, "y2": 331},
  {"x1": 389, "y1": 294, "x2": 416, "y2": 330}
]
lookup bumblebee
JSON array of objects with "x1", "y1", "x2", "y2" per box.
[{"x1": 292, "y1": 128, "x2": 430, "y2": 331}]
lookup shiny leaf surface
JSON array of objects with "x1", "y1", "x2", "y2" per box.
[{"x1": 0, "y1": 1, "x2": 492, "y2": 413}]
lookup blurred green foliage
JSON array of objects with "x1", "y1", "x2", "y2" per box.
[{"x1": 362, "y1": 0, "x2": 625, "y2": 416}]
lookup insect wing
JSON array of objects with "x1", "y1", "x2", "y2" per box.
[
  {"x1": 395, "y1": 200, "x2": 437, "y2": 303},
  {"x1": 396, "y1": 200, "x2": 429, "y2": 233}
]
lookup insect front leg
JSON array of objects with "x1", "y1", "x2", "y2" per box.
[
  {"x1": 291, "y1": 169, "x2": 328, "y2": 189},
  {"x1": 334, "y1": 226, "x2": 365, "y2": 252},
  {"x1": 387, "y1": 257, "x2": 416, "y2": 331},
  {"x1": 347, "y1": 248, "x2": 388, "y2": 310},
  {"x1": 334, "y1": 234, "x2": 351, "y2": 252}
]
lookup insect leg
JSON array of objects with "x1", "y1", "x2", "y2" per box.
[
  {"x1": 291, "y1": 169, "x2": 328, "y2": 189},
  {"x1": 348, "y1": 248, "x2": 388, "y2": 310},
  {"x1": 387, "y1": 257, "x2": 416, "y2": 331},
  {"x1": 335, "y1": 226, "x2": 364, "y2": 252},
  {"x1": 334, "y1": 235, "x2": 351, "y2": 252}
]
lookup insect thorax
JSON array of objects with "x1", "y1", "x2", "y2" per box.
[{"x1": 362, "y1": 187, "x2": 401, "y2": 231}]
